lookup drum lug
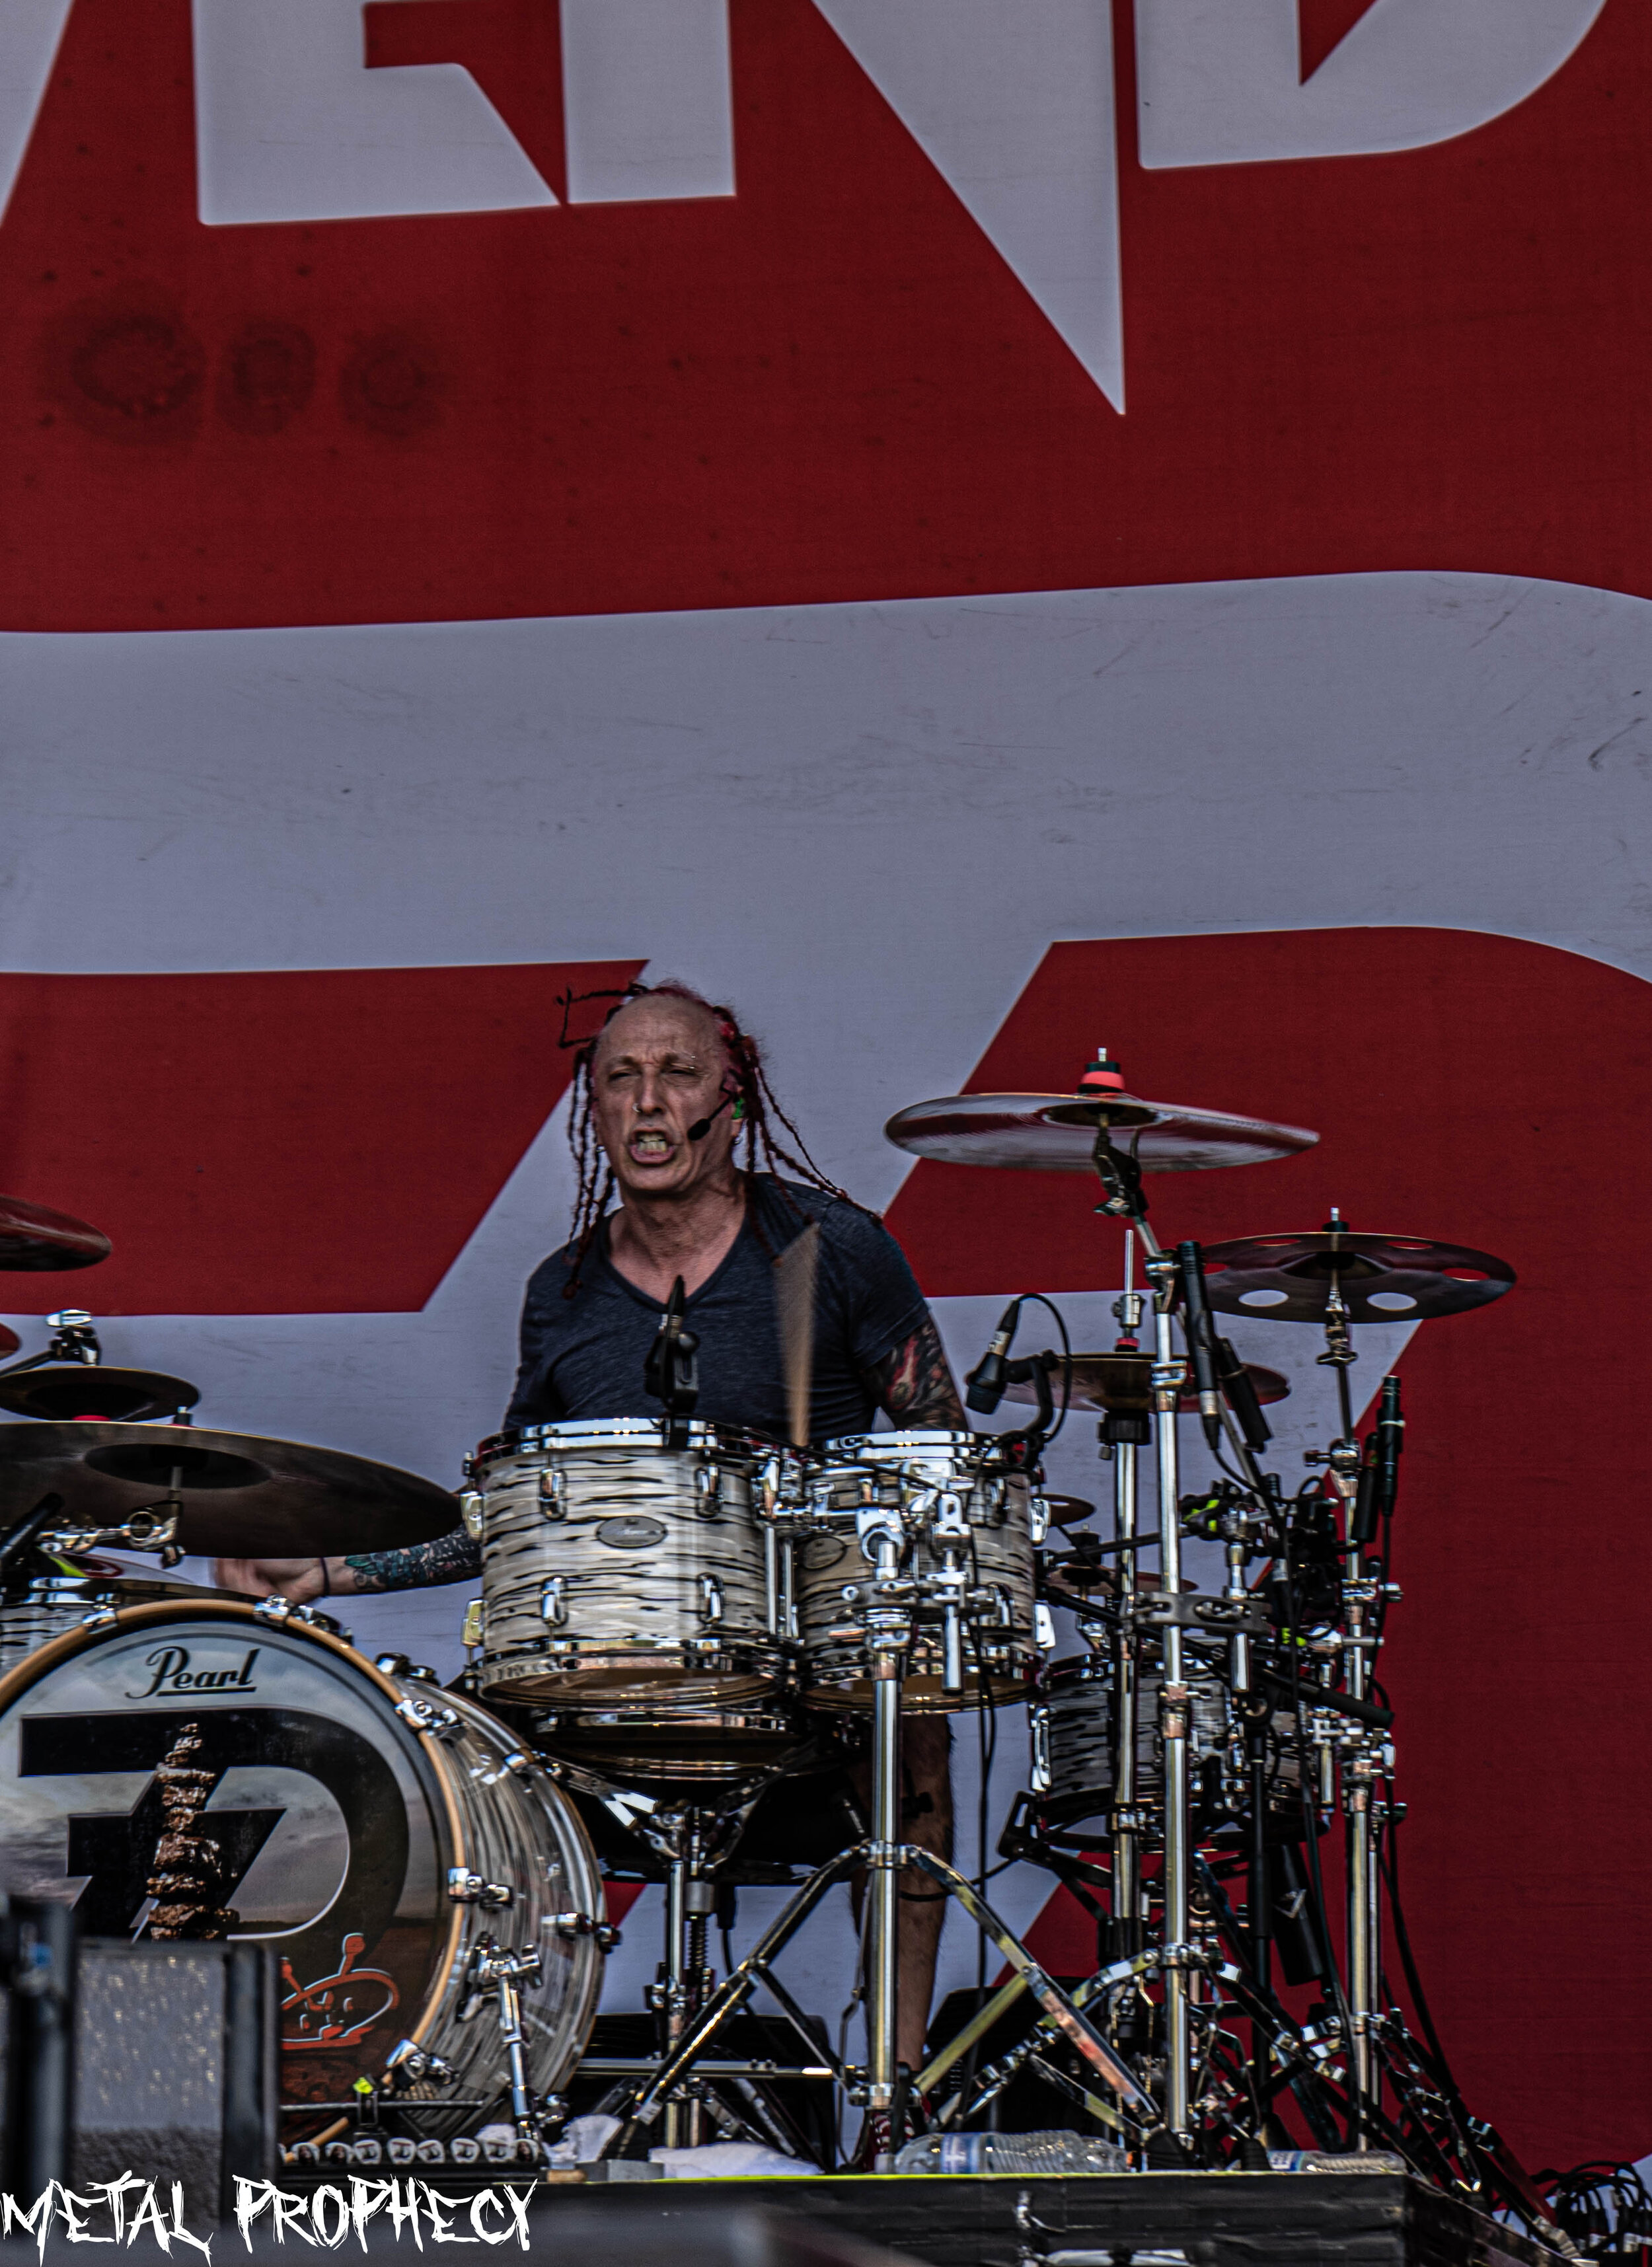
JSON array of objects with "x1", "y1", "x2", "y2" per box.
[
  {"x1": 1029, "y1": 1493, "x2": 1051, "y2": 1546},
  {"x1": 460, "y1": 1490, "x2": 484, "y2": 1541},
  {"x1": 539, "y1": 1469, "x2": 568, "y2": 1521},
  {"x1": 540, "y1": 1577, "x2": 569, "y2": 1627},
  {"x1": 550, "y1": 1911, "x2": 621, "y2": 1952},
  {"x1": 77, "y1": 1604, "x2": 118, "y2": 1632},
  {"x1": 1033, "y1": 1601, "x2": 1057, "y2": 1652},
  {"x1": 398, "y1": 1695, "x2": 462, "y2": 1737},
  {"x1": 698, "y1": 1575, "x2": 724, "y2": 1625},
  {"x1": 447, "y1": 1867, "x2": 514, "y2": 1909},
  {"x1": 461, "y1": 1599, "x2": 485, "y2": 1650},
  {"x1": 1030, "y1": 1704, "x2": 1051, "y2": 1793},
  {"x1": 694, "y1": 1466, "x2": 722, "y2": 1518},
  {"x1": 254, "y1": 1594, "x2": 295, "y2": 1623},
  {"x1": 383, "y1": 2038, "x2": 457, "y2": 2093}
]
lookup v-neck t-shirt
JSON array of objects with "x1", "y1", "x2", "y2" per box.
[{"x1": 502, "y1": 1175, "x2": 930, "y2": 1445}]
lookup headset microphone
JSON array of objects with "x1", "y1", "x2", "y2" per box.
[{"x1": 687, "y1": 1090, "x2": 739, "y2": 1142}]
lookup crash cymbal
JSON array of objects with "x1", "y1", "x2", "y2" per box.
[
  {"x1": 0, "y1": 1422, "x2": 459, "y2": 1557},
  {"x1": 0, "y1": 1197, "x2": 111, "y2": 1272},
  {"x1": 1006, "y1": 1351, "x2": 1289, "y2": 1415},
  {"x1": 884, "y1": 1092, "x2": 1317, "y2": 1173},
  {"x1": 1201, "y1": 1227, "x2": 1516, "y2": 1323},
  {"x1": 0, "y1": 1366, "x2": 199, "y2": 1423}
]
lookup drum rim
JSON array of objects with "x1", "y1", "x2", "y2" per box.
[
  {"x1": 0, "y1": 1594, "x2": 470, "y2": 2055},
  {"x1": 473, "y1": 1417, "x2": 782, "y2": 1464}
]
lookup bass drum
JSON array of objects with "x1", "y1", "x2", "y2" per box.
[{"x1": 0, "y1": 1598, "x2": 606, "y2": 2136}]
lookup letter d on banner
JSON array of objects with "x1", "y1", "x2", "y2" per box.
[{"x1": 1135, "y1": 0, "x2": 1607, "y2": 168}]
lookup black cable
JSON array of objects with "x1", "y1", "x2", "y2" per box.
[{"x1": 1012, "y1": 1290, "x2": 1074, "y2": 1445}]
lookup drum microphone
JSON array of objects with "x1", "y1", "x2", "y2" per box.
[
  {"x1": 1351, "y1": 1374, "x2": 1403, "y2": 1543},
  {"x1": 965, "y1": 1299, "x2": 1022, "y2": 1415},
  {"x1": 1176, "y1": 1241, "x2": 1224, "y2": 1452},
  {"x1": 1216, "y1": 1335, "x2": 1272, "y2": 1454}
]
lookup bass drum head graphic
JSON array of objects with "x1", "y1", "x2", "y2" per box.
[{"x1": 0, "y1": 1600, "x2": 605, "y2": 2132}]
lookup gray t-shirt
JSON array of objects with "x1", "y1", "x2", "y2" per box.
[{"x1": 503, "y1": 1175, "x2": 930, "y2": 1444}]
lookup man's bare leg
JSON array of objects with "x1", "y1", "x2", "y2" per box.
[{"x1": 851, "y1": 1714, "x2": 953, "y2": 2075}]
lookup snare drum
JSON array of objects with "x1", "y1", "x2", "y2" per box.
[
  {"x1": 469, "y1": 1419, "x2": 796, "y2": 1708},
  {"x1": 0, "y1": 1597, "x2": 606, "y2": 2134},
  {"x1": 795, "y1": 1431, "x2": 1038, "y2": 1711}
]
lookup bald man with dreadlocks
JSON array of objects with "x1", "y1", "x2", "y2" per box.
[{"x1": 218, "y1": 983, "x2": 963, "y2": 2113}]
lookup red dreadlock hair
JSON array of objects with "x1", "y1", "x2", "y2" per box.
[{"x1": 557, "y1": 979, "x2": 863, "y2": 1296}]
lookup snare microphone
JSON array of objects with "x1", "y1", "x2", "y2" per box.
[{"x1": 965, "y1": 1299, "x2": 1022, "y2": 1415}]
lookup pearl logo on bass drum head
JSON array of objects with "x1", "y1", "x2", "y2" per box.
[{"x1": 126, "y1": 1645, "x2": 261, "y2": 1698}]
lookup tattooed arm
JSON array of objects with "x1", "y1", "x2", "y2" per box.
[
  {"x1": 864, "y1": 1314, "x2": 967, "y2": 1429},
  {"x1": 214, "y1": 1528, "x2": 480, "y2": 1603}
]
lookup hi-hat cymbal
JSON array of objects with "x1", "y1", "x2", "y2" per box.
[
  {"x1": 884, "y1": 1092, "x2": 1318, "y2": 1173},
  {"x1": 1201, "y1": 1229, "x2": 1516, "y2": 1323},
  {"x1": 1006, "y1": 1351, "x2": 1290, "y2": 1414},
  {"x1": 0, "y1": 1366, "x2": 200, "y2": 1423},
  {"x1": 0, "y1": 1423, "x2": 459, "y2": 1557},
  {"x1": 0, "y1": 1197, "x2": 111, "y2": 1272}
]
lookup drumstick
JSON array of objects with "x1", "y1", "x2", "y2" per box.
[{"x1": 773, "y1": 1222, "x2": 820, "y2": 1449}]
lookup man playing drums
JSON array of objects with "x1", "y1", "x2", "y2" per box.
[{"x1": 219, "y1": 982, "x2": 965, "y2": 2086}]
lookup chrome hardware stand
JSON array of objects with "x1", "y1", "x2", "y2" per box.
[
  {"x1": 599, "y1": 1495, "x2": 1154, "y2": 2163},
  {"x1": 1108, "y1": 1242, "x2": 1145, "y2": 1962}
]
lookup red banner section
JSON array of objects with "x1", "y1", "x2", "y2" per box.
[
  {"x1": 0, "y1": 959, "x2": 641, "y2": 1314},
  {"x1": 887, "y1": 927, "x2": 1652, "y2": 2165},
  {"x1": 1, "y1": 0, "x2": 1649, "y2": 629}
]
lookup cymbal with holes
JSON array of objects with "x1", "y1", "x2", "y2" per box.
[
  {"x1": 1200, "y1": 1230, "x2": 1516, "y2": 1323},
  {"x1": 1005, "y1": 1351, "x2": 1290, "y2": 1415},
  {"x1": 0, "y1": 1423, "x2": 459, "y2": 1555},
  {"x1": 883, "y1": 1092, "x2": 1318, "y2": 1173},
  {"x1": 0, "y1": 1197, "x2": 111, "y2": 1272}
]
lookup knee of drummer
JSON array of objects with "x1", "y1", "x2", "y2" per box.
[{"x1": 901, "y1": 1717, "x2": 953, "y2": 1861}]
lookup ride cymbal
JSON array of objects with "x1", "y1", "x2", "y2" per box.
[
  {"x1": 0, "y1": 1197, "x2": 110, "y2": 1272},
  {"x1": 883, "y1": 1092, "x2": 1317, "y2": 1173},
  {"x1": 0, "y1": 1423, "x2": 459, "y2": 1557},
  {"x1": 1200, "y1": 1228, "x2": 1515, "y2": 1323},
  {"x1": 0, "y1": 1366, "x2": 200, "y2": 1423},
  {"x1": 1005, "y1": 1351, "x2": 1290, "y2": 1414}
]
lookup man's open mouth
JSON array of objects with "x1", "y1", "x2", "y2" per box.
[{"x1": 630, "y1": 1130, "x2": 675, "y2": 1162}]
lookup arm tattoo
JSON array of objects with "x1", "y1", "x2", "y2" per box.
[
  {"x1": 868, "y1": 1316, "x2": 967, "y2": 1429},
  {"x1": 346, "y1": 1527, "x2": 480, "y2": 1594}
]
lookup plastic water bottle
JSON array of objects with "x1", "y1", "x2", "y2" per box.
[{"x1": 893, "y1": 2129, "x2": 1131, "y2": 2174}]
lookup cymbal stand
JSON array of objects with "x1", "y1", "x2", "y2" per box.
[
  {"x1": 1092, "y1": 1133, "x2": 1195, "y2": 2145},
  {"x1": 1105, "y1": 1236, "x2": 1148, "y2": 1964}
]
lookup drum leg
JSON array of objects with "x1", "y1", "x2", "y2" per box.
[{"x1": 865, "y1": 1663, "x2": 903, "y2": 2117}]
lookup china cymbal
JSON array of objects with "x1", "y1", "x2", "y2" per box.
[
  {"x1": 0, "y1": 1366, "x2": 199, "y2": 1423},
  {"x1": 0, "y1": 1423, "x2": 459, "y2": 1557},
  {"x1": 0, "y1": 1197, "x2": 111, "y2": 1272},
  {"x1": 1006, "y1": 1351, "x2": 1289, "y2": 1415},
  {"x1": 1201, "y1": 1228, "x2": 1516, "y2": 1323},
  {"x1": 884, "y1": 1092, "x2": 1317, "y2": 1173}
]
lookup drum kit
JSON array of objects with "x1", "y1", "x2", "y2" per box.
[{"x1": 0, "y1": 1058, "x2": 1549, "y2": 2218}]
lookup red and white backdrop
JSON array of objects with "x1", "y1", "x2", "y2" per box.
[{"x1": 0, "y1": 0, "x2": 1647, "y2": 2170}]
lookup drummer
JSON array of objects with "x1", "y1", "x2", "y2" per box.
[{"x1": 217, "y1": 981, "x2": 965, "y2": 2095}]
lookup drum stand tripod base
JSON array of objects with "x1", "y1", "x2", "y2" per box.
[{"x1": 607, "y1": 1840, "x2": 1152, "y2": 2161}]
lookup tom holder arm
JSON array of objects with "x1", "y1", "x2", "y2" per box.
[{"x1": 644, "y1": 1275, "x2": 700, "y2": 1451}]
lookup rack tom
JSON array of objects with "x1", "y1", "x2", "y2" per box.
[
  {"x1": 795, "y1": 1431, "x2": 1039, "y2": 1711},
  {"x1": 468, "y1": 1419, "x2": 796, "y2": 1708}
]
